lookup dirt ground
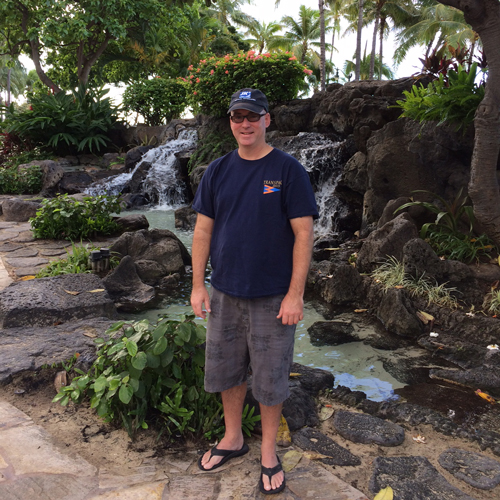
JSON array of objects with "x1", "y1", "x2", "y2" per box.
[{"x1": 1, "y1": 368, "x2": 500, "y2": 500}]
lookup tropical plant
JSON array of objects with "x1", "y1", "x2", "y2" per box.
[
  {"x1": 395, "y1": 188, "x2": 497, "y2": 262},
  {"x1": 122, "y1": 78, "x2": 187, "y2": 126},
  {"x1": 371, "y1": 256, "x2": 459, "y2": 308},
  {"x1": 53, "y1": 315, "x2": 224, "y2": 440},
  {"x1": 343, "y1": 49, "x2": 395, "y2": 80},
  {"x1": 482, "y1": 288, "x2": 500, "y2": 316},
  {"x1": 243, "y1": 20, "x2": 286, "y2": 54},
  {"x1": 184, "y1": 50, "x2": 312, "y2": 117},
  {"x1": 30, "y1": 194, "x2": 122, "y2": 240},
  {"x1": 395, "y1": 63, "x2": 485, "y2": 130},
  {"x1": 3, "y1": 86, "x2": 120, "y2": 155}
]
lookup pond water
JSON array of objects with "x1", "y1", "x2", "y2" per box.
[{"x1": 124, "y1": 208, "x2": 405, "y2": 402}]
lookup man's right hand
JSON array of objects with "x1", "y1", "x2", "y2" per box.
[{"x1": 191, "y1": 285, "x2": 211, "y2": 320}]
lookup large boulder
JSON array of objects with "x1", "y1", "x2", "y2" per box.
[
  {"x1": 110, "y1": 229, "x2": 191, "y2": 286},
  {"x1": 0, "y1": 198, "x2": 41, "y2": 222},
  {"x1": 363, "y1": 119, "x2": 473, "y2": 224},
  {"x1": 102, "y1": 255, "x2": 156, "y2": 312},
  {"x1": 356, "y1": 213, "x2": 419, "y2": 273},
  {"x1": 0, "y1": 273, "x2": 117, "y2": 328}
]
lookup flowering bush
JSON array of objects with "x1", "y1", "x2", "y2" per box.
[
  {"x1": 182, "y1": 51, "x2": 312, "y2": 117},
  {"x1": 123, "y1": 78, "x2": 187, "y2": 126}
]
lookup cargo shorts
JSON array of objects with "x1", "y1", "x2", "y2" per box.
[{"x1": 204, "y1": 287, "x2": 296, "y2": 407}]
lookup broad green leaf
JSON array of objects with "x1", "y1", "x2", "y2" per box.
[
  {"x1": 93, "y1": 376, "x2": 108, "y2": 393},
  {"x1": 178, "y1": 322, "x2": 192, "y2": 342},
  {"x1": 153, "y1": 336, "x2": 168, "y2": 355},
  {"x1": 125, "y1": 340, "x2": 138, "y2": 357},
  {"x1": 146, "y1": 351, "x2": 160, "y2": 368},
  {"x1": 119, "y1": 384, "x2": 134, "y2": 404},
  {"x1": 161, "y1": 346, "x2": 174, "y2": 367},
  {"x1": 152, "y1": 322, "x2": 169, "y2": 341},
  {"x1": 131, "y1": 351, "x2": 147, "y2": 370}
]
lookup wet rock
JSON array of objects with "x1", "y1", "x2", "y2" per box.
[
  {"x1": 120, "y1": 193, "x2": 150, "y2": 208},
  {"x1": 283, "y1": 385, "x2": 319, "y2": 431},
  {"x1": 369, "y1": 456, "x2": 475, "y2": 500},
  {"x1": 0, "y1": 273, "x2": 117, "y2": 328},
  {"x1": 439, "y1": 448, "x2": 500, "y2": 490},
  {"x1": 337, "y1": 151, "x2": 367, "y2": 195},
  {"x1": 356, "y1": 213, "x2": 419, "y2": 273},
  {"x1": 124, "y1": 146, "x2": 154, "y2": 171},
  {"x1": 110, "y1": 229, "x2": 191, "y2": 286},
  {"x1": 272, "y1": 99, "x2": 314, "y2": 135},
  {"x1": 307, "y1": 320, "x2": 358, "y2": 346},
  {"x1": 102, "y1": 255, "x2": 156, "y2": 312},
  {"x1": 189, "y1": 166, "x2": 207, "y2": 197},
  {"x1": 430, "y1": 367, "x2": 500, "y2": 398},
  {"x1": 318, "y1": 264, "x2": 365, "y2": 306},
  {"x1": 289, "y1": 362, "x2": 335, "y2": 395},
  {"x1": 292, "y1": 427, "x2": 361, "y2": 466},
  {"x1": 376, "y1": 288, "x2": 424, "y2": 338},
  {"x1": 175, "y1": 206, "x2": 197, "y2": 230},
  {"x1": 58, "y1": 171, "x2": 94, "y2": 194},
  {"x1": 333, "y1": 410, "x2": 405, "y2": 446},
  {"x1": 114, "y1": 214, "x2": 150, "y2": 232},
  {"x1": 382, "y1": 348, "x2": 441, "y2": 385},
  {"x1": 124, "y1": 160, "x2": 152, "y2": 193},
  {"x1": 0, "y1": 199, "x2": 41, "y2": 222}
]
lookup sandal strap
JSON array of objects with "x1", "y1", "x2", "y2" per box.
[
  {"x1": 210, "y1": 447, "x2": 233, "y2": 458},
  {"x1": 261, "y1": 459, "x2": 283, "y2": 480}
]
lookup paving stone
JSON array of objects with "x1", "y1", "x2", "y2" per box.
[
  {"x1": 0, "y1": 243, "x2": 23, "y2": 252},
  {"x1": 0, "y1": 424, "x2": 97, "y2": 477},
  {"x1": 7, "y1": 248, "x2": 39, "y2": 258},
  {"x1": 369, "y1": 456, "x2": 475, "y2": 500},
  {"x1": 39, "y1": 248, "x2": 68, "y2": 256},
  {"x1": 287, "y1": 464, "x2": 369, "y2": 499},
  {"x1": 166, "y1": 475, "x2": 219, "y2": 499},
  {"x1": 4, "y1": 256, "x2": 49, "y2": 267},
  {"x1": 13, "y1": 267, "x2": 44, "y2": 277},
  {"x1": 10, "y1": 231, "x2": 37, "y2": 243},
  {"x1": 292, "y1": 427, "x2": 361, "y2": 466},
  {"x1": 0, "y1": 401, "x2": 33, "y2": 429},
  {"x1": 333, "y1": 410, "x2": 405, "y2": 446},
  {"x1": 0, "y1": 232, "x2": 20, "y2": 242},
  {"x1": 88, "y1": 481, "x2": 167, "y2": 499},
  {"x1": 439, "y1": 448, "x2": 500, "y2": 490},
  {"x1": 0, "y1": 474, "x2": 98, "y2": 500},
  {"x1": 99, "y1": 463, "x2": 168, "y2": 489}
]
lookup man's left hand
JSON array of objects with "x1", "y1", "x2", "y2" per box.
[{"x1": 277, "y1": 292, "x2": 304, "y2": 325}]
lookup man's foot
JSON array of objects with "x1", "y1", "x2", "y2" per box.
[
  {"x1": 198, "y1": 441, "x2": 249, "y2": 471},
  {"x1": 259, "y1": 455, "x2": 285, "y2": 495}
]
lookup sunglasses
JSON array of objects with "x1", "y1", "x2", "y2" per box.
[{"x1": 230, "y1": 112, "x2": 266, "y2": 123}]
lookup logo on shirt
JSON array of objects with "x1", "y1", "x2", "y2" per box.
[{"x1": 263, "y1": 180, "x2": 282, "y2": 194}]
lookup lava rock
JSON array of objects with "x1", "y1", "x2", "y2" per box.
[
  {"x1": 307, "y1": 320, "x2": 358, "y2": 346},
  {"x1": 439, "y1": 448, "x2": 500, "y2": 490},
  {"x1": 292, "y1": 427, "x2": 361, "y2": 466},
  {"x1": 333, "y1": 410, "x2": 405, "y2": 446},
  {"x1": 0, "y1": 198, "x2": 41, "y2": 222}
]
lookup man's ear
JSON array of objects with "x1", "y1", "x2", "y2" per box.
[{"x1": 265, "y1": 113, "x2": 271, "y2": 127}]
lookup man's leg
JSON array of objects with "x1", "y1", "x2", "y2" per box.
[
  {"x1": 260, "y1": 402, "x2": 285, "y2": 492},
  {"x1": 200, "y1": 382, "x2": 247, "y2": 470}
]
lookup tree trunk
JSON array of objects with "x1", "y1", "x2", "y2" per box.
[
  {"x1": 6, "y1": 68, "x2": 11, "y2": 106},
  {"x1": 319, "y1": 0, "x2": 326, "y2": 91},
  {"x1": 76, "y1": 35, "x2": 111, "y2": 86},
  {"x1": 369, "y1": 14, "x2": 379, "y2": 79},
  {"x1": 355, "y1": 0, "x2": 364, "y2": 81},
  {"x1": 378, "y1": 17, "x2": 385, "y2": 80},
  {"x1": 438, "y1": 0, "x2": 500, "y2": 246}
]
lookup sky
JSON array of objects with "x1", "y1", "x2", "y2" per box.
[{"x1": 242, "y1": 0, "x2": 424, "y2": 79}]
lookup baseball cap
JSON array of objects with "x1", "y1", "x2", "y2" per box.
[{"x1": 227, "y1": 88, "x2": 269, "y2": 114}]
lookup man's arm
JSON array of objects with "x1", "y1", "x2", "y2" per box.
[
  {"x1": 190, "y1": 213, "x2": 214, "y2": 319},
  {"x1": 277, "y1": 215, "x2": 314, "y2": 325}
]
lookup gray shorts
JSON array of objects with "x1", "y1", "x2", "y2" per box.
[{"x1": 204, "y1": 287, "x2": 296, "y2": 406}]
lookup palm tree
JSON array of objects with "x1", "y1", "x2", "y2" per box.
[
  {"x1": 206, "y1": 0, "x2": 256, "y2": 27},
  {"x1": 344, "y1": 45, "x2": 395, "y2": 79},
  {"x1": 0, "y1": 56, "x2": 30, "y2": 106},
  {"x1": 243, "y1": 20, "x2": 286, "y2": 54},
  {"x1": 281, "y1": 5, "x2": 330, "y2": 65},
  {"x1": 394, "y1": 3, "x2": 477, "y2": 67},
  {"x1": 355, "y1": 0, "x2": 365, "y2": 80}
]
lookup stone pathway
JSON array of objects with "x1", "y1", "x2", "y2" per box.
[{"x1": 0, "y1": 401, "x2": 368, "y2": 500}]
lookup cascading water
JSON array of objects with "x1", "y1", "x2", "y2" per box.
[
  {"x1": 269, "y1": 132, "x2": 347, "y2": 239},
  {"x1": 85, "y1": 128, "x2": 198, "y2": 208}
]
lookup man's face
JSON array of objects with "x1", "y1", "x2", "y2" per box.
[{"x1": 229, "y1": 108, "x2": 270, "y2": 149}]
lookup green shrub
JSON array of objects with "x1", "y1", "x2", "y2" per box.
[
  {"x1": 0, "y1": 164, "x2": 42, "y2": 194},
  {"x1": 396, "y1": 63, "x2": 485, "y2": 131},
  {"x1": 122, "y1": 78, "x2": 187, "y2": 126},
  {"x1": 53, "y1": 316, "x2": 224, "y2": 439},
  {"x1": 3, "y1": 86, "x2": 120, "y2": 155},
  {"x1": 30, "y1": 194, "x2": 122, "y2": 240},
  {"x1": 395, "y1": 189, "x2": 497, "y2": 263},
  {"x1": 183, "y1": 51, "x2": 312, "y2": 117}
]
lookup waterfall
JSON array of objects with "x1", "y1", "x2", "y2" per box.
[
  {"x1": 86, "y1": 128, "x2": 198, "y2": 208},
  {"x1": 269, "y1": 132, "x2": 346, "y2": 240}
]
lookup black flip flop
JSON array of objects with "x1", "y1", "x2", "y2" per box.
[
  {"x1": 198, "y1": 443, "x2": 249, "y2": 471},
  {"x1": 259, "y1": 455, "x2": 286, "y2": 495}
]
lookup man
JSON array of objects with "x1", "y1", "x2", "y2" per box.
[{"x1": 191, "y1": 88, "x2": 318, "y2": 495}]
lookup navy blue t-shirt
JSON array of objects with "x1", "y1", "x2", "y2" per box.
[{"x1": 192, "y1": 148, "x2": 319, "y2": 299}]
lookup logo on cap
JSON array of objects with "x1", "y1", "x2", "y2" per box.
[{"x1": 239, "y1": 91, "x2": 252, "y2": 99}]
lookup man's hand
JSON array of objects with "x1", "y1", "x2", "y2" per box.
[
  {"x1": 191, "y1": 285, "x2": 211, "y2": 320},
  {"x1": 277, "y1": 292, "x2": 304, "y2": 325}
]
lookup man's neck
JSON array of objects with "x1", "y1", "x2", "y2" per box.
[{"x1": 237, "y1": 143, "x2": 273, "y2": 161}]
